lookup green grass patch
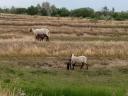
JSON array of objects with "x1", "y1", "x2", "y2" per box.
[{"x1": 0, "y1": 58, "x2": 127, "y2": 96}]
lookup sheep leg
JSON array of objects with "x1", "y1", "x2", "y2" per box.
[
  {"x1": 35, "y1": 35, "x2": 38, "y2": 41},
  {"x1": 69, "y1": 63, "x2": 71, "y2": 70},
  {"x1": 40, "y1": 35, "x2": 44, "y2": 41},
  {"x1": 67, "y1": 63, "x2": 71, "y2": 70},
  {"x1": 41, "y1": 37, "x2": 44, "y2": 41},
  {"x1": 36, "y1": 34, "x2": 43, "y2": 41},
  {"x1": 80, "y1": 63, "x2": 84, "y2": 69},
  {"x1": 67, "y1": 63, "x2": 69, "y2": 70},
  {"x1": 39, "y1": 37, "x2": 42, "y2": 41},
  {"x1": 39, "y1": 37, "x2": 43, "y2": 41},
  {"x1": 72, "y1": 63, "x2": 75, "y2": 70},
  {"x1": 46, "y1": 36, "x2": 49, "y2": 41},
  {"x1": 35, "y1": 36, "x2": 40, "y2": 41},
  {"x1": 86, "y1": 63, "x2": 88, "y2": 70}
]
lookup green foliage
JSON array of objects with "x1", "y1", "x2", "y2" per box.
[
  {"x1": 17, "y1": 87, "x2": 125, "y2": 96},
  {"x1": 112, "y1": 12, "x2": 128, "y2": 20},
  {"x1": 40, "y1": 2, "x2": 50, "y2": 16},
  {"x1": 58, "y1": 7, "x2": 70, "y2": 17},
  {"x1": 51, "y1": 5, "x2": 58, "y2": 16},
  {"x1": 27, "y1": 6, "x2": 38, "y2": 15},
  {"x1": 0, "y1": 8, "x2": 3, "y2": 13},
  {"x1": 15, "y1": 8, "x2": 27, "y2": 14},
  {"x1": 71, "y1": 7, "x2": 94, "y2": 18},
  {"x1": 0, "y1": 59, "x2": 127, "y2": 96},
  {"x1": 40, "y1": 8, "x2": 47, "y2": 16}
]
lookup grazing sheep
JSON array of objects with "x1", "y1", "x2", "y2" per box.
[
  {"x1": 30, "y1": 28, "x2": 49, "y2": 41},
  {"x1": 70, "y1": 54, "x2": 88, "y2": 70}
]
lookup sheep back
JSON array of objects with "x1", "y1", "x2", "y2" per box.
[
  {"x1": 71, "y1": 56, "x2": 87, "y2": 64},
  {"x1": 33, "y1": 28, "x2": 49, "y2": 36}
]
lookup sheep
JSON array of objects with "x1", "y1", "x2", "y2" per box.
[
  {"x1": 30, "y1": 28, "x2": 50, "y2": 41},
  {"x1": 69, "y1": 54, "x2": 88, "y2": 70}
]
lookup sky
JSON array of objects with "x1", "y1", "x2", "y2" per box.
[{"x1": 0, "y1": 0, "x2": 127, "y2": 11}]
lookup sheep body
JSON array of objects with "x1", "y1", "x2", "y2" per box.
[
  {"x1": 30, "y1": 28, "x2": 50, "y2": 41},
  {"x1": 31, "y1": 28, "x2": 49, "y2": 36},
  {"x1": 70, "y1": 54, "x2": 88, "y2": 70},
  {"x1": 71, "y1": 54, "x2": 87, "y2": 64}
]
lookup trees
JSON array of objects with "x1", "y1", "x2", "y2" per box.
[
  {"x1": 101, "y1": 6, "x2": 109, "y2": 16},
  {"x1": 41, "y1": 2, "x2": 51, "y2": 16},
  {"x1": 112, "y1": 12, "x2": 128, "y2": 20},
  {"x1": 71, "y1": 8, "x2": 94, "y2": 18},
  {"x1": 0, "y1": 2, "x2": 128, "y2": 20},
  {"x1": 58, "y1": 8, "x2": 70, "y2": 17},
  {"x1": 51, "y1": 5, "x2": 58, "y2": 16},
  {"x1": 10, "y1": 6, "x2": 16, "y2": 14},
  {"x1": 27, "y1": 6, "x2": 38, "y2": 15},
  {"x1": 15, "y1": 8, "x2": 27, "y2": 14},
  {"x1": 36, "y1": 4, "x2": 42, "y2": 15}
]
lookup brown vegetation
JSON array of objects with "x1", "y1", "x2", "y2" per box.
[{"x1": 0, "y1": 14, "x2": 128, "y2": 68}]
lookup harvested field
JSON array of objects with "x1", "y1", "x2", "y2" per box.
[
  {"x1": 0, "y1": 14, "x2": 128, "y2": 96},
  {"x1": 0, "y1": 14, "x2": 128, "y2": 67}
]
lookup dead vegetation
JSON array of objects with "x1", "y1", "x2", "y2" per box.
[{"x1": 0, "y1": 14, "x2": 128, "y2": 69}]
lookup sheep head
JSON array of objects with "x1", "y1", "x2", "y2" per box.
[{"x1": 71, "y1": 54, "x2": 74, "y2": 57}]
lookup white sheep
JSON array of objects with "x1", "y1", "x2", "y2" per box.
[
  {"x1": 70, "y1": 54, "x2": 88, "y2": 70},
  {"x1": 30, "y1": 28, "x2": 50, "y2": 41}
]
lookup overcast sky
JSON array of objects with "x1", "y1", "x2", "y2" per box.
[{"x1": 0, "y1": 0, "x2": 127, "y2": 11}]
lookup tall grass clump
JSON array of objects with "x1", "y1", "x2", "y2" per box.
[
  {"x1": 0, "y1": 40, "x2": 128, "y2": 59},
  {"x1": 13, "y1": 86, "x2": 125, "y2": 96}
]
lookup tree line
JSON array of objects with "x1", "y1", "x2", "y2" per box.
[{"x1": 0, "y1": 2, "x2": 128, "y2": 20}]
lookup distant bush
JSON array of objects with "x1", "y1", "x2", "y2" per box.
[{"x1": 70, "y1": 7, "x2": 94, "y2": 18}]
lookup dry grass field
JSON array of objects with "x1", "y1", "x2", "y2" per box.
[
  {"x1": 0, "y1": 14, "x2": 128, "y2": 96},
  {"x1": 0, "y1": 14, "x2": 128, "y2": 69}
]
